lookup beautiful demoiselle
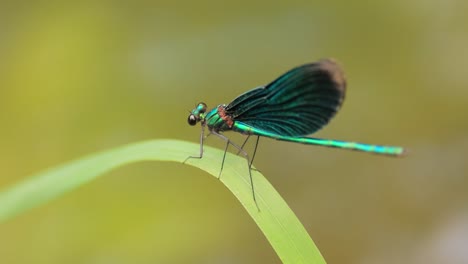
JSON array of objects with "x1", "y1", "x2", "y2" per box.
[{"x1": 185, "y1": 59, "x2": 404, "y2": 206}]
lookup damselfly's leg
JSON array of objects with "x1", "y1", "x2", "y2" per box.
[
  {"x1": 219, "y1": 137, "x2": 230, "y2": 179},
  {"x1": 249, "y1": 136, "x2": 260, "y2": 169},
  {"x1": 211, "y1": 132, "x2": 251, "y2": 178},
  {"x1": 236, "y1": 135, "x2": 250, "y2": 155},
  {"x1": 211, "y1": 131, "x2": 259, "y2": 211},
  {"x1": 183, "y1": 125, "x2": 206, "y2": 164},
  {"x1": 237, "y1": 135, "x2": 260, "y2": 172}
]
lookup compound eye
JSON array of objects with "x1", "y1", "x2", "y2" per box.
[
  {"x1": 198, "y1": 102, "x2": 207, "y2": 113},
  {"x1": 188, "y1": 114, "x2": 197, "y2": 126}
]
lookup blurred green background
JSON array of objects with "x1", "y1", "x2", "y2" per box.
[{"x1": 1, "y1": 1, "x2": 467, "y2": 263}]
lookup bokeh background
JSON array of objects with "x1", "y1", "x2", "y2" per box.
[{"x1": 1, "y1": 1, "x2": 467, "y2": 263}]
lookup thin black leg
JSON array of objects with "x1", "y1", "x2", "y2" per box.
[
  {"x1": 211, "y1": 132, "x2": 260, "y2": 211},
  {"x1": 236, "y1": 135, "x2": 250, "y2": 155},
  {"x1": 183, "y1": 125, "x2": 205, "y2": 164},
  {"x1": 249, "y1": 136, "x2": 260, "y2": 169},
  {"x1": 219, "y1": 138, "x2": 230, "y2": 179}
]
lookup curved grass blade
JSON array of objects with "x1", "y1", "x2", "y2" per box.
[{"x1": 0, "y1": 139, "x2": 326, "y2": 264}]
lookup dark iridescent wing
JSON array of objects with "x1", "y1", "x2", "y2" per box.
[{"x1": 225, "y1": 59, "x2": 346, "y2": 136}]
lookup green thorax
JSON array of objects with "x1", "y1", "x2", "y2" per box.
[{"x1": 205, "y1": 104, "x2": 233, "y2": 132}]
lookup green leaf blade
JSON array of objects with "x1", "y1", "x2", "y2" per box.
[{"x1": 0, "y1": 139, "x2": 325, "y2": 264}]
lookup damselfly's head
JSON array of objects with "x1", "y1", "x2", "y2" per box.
[{"x1": 187, "y1": 102, "x2": 207, "y2": 126}]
